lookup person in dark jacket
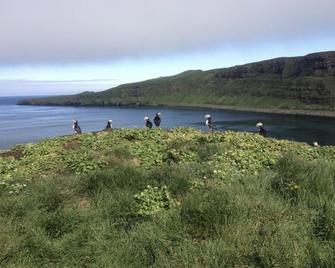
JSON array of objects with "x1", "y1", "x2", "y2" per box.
[
  {"x1": 144, "y1": 117, "x2": 153, "y2": 128},
  {"x1": 256, "y1": 122, "x2": 267, "y2": 137},
  {"x1": 204, "y1": 114, "x2": 217, "y2": 131},
  {"x1": 154, "y1": 112, "x2": 162, "y2": 127},
  {"x1": 72, "y1": 120, "x2": 82, "y2": 134},
  {"x1": 105, "y1": 119, "x2": 112, "y2": 130}
]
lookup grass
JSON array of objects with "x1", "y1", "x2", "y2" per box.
[
  {"x1": 18, "y1": 52, "x2": 335, "y2": 112},
  {"x1": 1, "y1": 128, "x2": 335, "y2": 267}
]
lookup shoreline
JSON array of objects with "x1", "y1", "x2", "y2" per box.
[
  {"x1": 18, "y1": 101, "x2": 335, "y2": 118},
  {"x1": 157, "y1": 103, "x2": 335, "y2": 118}
]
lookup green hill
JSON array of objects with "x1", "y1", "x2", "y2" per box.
[
  {"x1": 19, "y1": 51, "x2": 335, "y2": 112},
  {"x1": 1, "y1": 128, "x2": 335, "y2": 266}
]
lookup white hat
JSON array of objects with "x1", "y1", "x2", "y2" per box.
[
  {"x1": 108, "y1": 119, "x2": 113, "y2": 122},
  {"x1": 204, "y1": 114, "x2": 211, "y2": 119},
  {"x1": 256, "y1": 122, "x2": 263, "y2": 128},
  {"x1": 157, "y1": 112, "x2": 161, "y2": 116},
  {"x1": 72, "y1": 120, "x2": 77, "y2": 123},
  {"x1": 144, "y1": 116, "x2": 149, "y2": 120}
]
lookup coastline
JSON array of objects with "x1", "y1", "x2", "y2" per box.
[
  {"x1": 18, "y1": 101, "x2": 335, "y2": 118},
  {"x1": 158, "y1": 103, "x2": 335, "y2": 118}
]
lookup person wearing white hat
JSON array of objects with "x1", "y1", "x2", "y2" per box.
[
  {"x1": 72, "y1": 120, "x2": 82, "y2": 134},
  {"x1": 154, "y1": 112, "x2": 162, "y2": 127},
  {"x1": 105, "y1": 119, "x2": 112, "y2": 130},
  {"x1": 144, "y1": 116, "x2": 153, "y2": 128},
  {"x1": 204, "y1": 114, "x2": 217, "y2": 131},
  {"x1": 256, "y1": 122, "x2": 267, "y2": 137}
]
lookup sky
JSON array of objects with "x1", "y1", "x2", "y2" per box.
[{"x1": 0, "y1": 0, "x2": 334, "y2": 96}]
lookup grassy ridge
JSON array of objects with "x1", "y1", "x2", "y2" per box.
[
  {"x1": 19, "y1": 51, "x2": 335, "y2": 111},
  {"x1": 1, "y1": 128, "x2": 335, "y2": 267}
]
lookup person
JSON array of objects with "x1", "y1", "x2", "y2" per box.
[
  {"x1": 144, "y1": 116, "x2": 153, "y2": 128},
  {"x1": 154, "y1": 112, "x2": 162, "y2": 127},
  {"x1": 105, "y1": 119, "x2": 112, "y2": 130},
  {"x1": 72, "y1": 120, "x2": 82, "y2": 134},
  {"x1": 204, "y1": 114, "x2": 217, "y2": 131},
  {"x1": 256, "y1": 122, "x2": 267, "y2": 137}
]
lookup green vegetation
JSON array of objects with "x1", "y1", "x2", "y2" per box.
[
  {"x1": 1, "y1": 128, "x2": 335, "y2": 267},
  {"x1": 19, "y1": 51, "x2": 335, "y2": 112}
]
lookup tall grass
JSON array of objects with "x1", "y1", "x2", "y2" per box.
[{"x1": 1, "y1": 155, "x2": 335, "y2": 267}]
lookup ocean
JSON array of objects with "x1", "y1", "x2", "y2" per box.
[{"x1": 1, "y1": 96, "x2": 335, "y2": 149}]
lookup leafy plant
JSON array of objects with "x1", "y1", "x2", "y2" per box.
[
  {"x1": 63, "y1": 150, "x2": 107, "y2": 174},
  {"x1": 134, "y1": 185, "x2": 176, "y2": 216}
]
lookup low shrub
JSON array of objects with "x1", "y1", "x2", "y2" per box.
[{"x1": 134, "y1": 185, "x2": 176, "y2": 216}]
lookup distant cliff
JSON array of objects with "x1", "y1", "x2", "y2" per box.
[{"x1": 19, "y1": 51, "x2": 335, "y2": 111}]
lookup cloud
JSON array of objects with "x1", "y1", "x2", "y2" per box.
[
  {"x1": 23, "y1": 79, "x2": 116, "y2": 85},
  {"x1": 0, "y1": 0, "x2": 334, "y2": 65},
  {"x1": 0, "y1": 79, "x2": 116, "y2": 96}
]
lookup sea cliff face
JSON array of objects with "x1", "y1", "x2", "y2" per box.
[{"x1": 18, "y1": 51, "x2": 335, "y2": 111}]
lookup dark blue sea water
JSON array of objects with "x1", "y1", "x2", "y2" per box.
[{"x1": 1, "y1": 96, "x2": 335, "y2": 149}]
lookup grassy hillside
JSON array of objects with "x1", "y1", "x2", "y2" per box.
[
  {"x1": 1, "y1": 128, "x2": 335, "y2": 267},
  {"x1": 19, "y1": 51, "x2": 335, "y2": 111}
]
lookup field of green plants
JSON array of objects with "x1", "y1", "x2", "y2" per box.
[{"x1": 1, "y1": 128, "x2": 335, "y2": 267}]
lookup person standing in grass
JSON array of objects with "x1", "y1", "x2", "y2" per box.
[
  {"x1": 205, "y1": 114, "x2": 217, "y2": 131},
  {"x1": 256, "y1": 122, "x2": 267, "y2": 137},
  {"x1": 72, "y1": 120, "x2": 82, "y2": 134},
  {"x1": 154, "y1": 112, "x2": 162, "y2": 127},
  {"x1": 144, "y1": 116, "x2": 153, "y2": 128}
]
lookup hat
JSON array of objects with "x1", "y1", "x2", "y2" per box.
[
  {"x1": 157, "y1": 112, "x2": 161, "y2": 116},
  {"x1": 108, "y1": 120, "x2": 113, "y2": 123},
  {"x1": 204, "y1": 114, "x2": 211, "y2": 119},
  {"x1": 144, "y1": 116, "x2": 149, "y2": 120},
  {"x1": 256, "y1": 122, "x2": 263, "y2": 128}
]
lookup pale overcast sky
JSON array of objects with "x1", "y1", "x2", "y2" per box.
[{"x1": 0, "y1": 0, "x2": 334, "y2": 96}]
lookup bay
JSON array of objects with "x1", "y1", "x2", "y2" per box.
[{"x1": 1, "y1": 96, "x2": 335, "y2": 149}]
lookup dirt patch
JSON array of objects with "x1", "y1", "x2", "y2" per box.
[
  {"x1": 131, "y1": 158, "x2": 141, "y2": 166},
  {"x1": 77, "y1": 198, "x2": 90, "y2": 209},
  {"x1": 69, "y1": 197, "x2": 91, "y2": 209},
  {"x1": 123, "y1": 133, "x2": 137, "y2": 141},
  {"x1": 108, "y1": 155, "x2": 124, "y2": 165},
  {"x1": 0, "y1": 149, "x2": 24, "y2": 160},
  {"x1": 63, "y1": 139, "x2": 80, "y2": 150}
]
